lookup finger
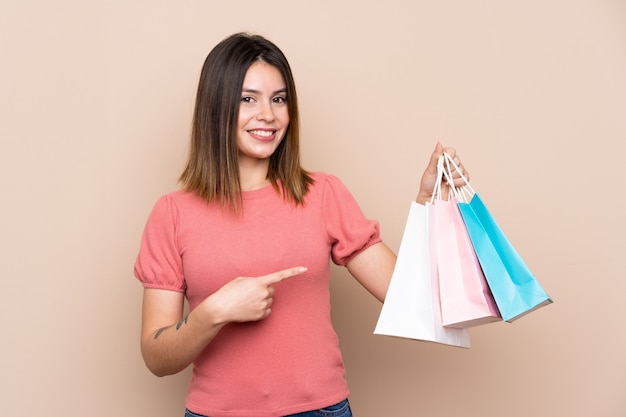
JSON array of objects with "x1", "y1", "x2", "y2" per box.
[
  {"x1": 442, "y1": 146, "x2": 456, "y2": 159},
  {"x1": 450, "y1": 159, "x2": 469, "y2": 182},
  {"x1": 260, "y1": 266, "x2": 308, "y2": 285},
  {"x1": 267, "y1": 286, "x2": 276, "y2": 297},
  {"x1": 426, "y1": 142, "x2": 444, "y2": 172},
  {"x1": 442, "y1": 151, "x2": 463, "y2": 177},
  {"x1": 455, "y1": 167, "x2": 469, "y2": 183},
  {"x1": 449, "y1": 165, "x2": 469, "y2": 185}
]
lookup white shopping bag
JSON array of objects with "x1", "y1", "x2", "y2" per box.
[{"x1": 374, "y1": 201, "x2": 471, "y2": 348}]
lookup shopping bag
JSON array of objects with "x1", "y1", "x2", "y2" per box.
[
  {"x1": 430, "y1": 156, "x2": 501, "y2": 328},
  {"x1": 443, "y1": 153, "x2": 553, "y2": 322},
  {"x1": 374, "y1": 201, "x2": 470, "y2": 348}
]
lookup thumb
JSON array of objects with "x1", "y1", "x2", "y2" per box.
[
  {"x1": 260, "y1": 266, "x2": 308, "y2": 285},
  {"x1": 427, "y1": 142, "x2": 444, "y2": 170},
  {"x1": 416, "y1": 142, "x2": 445, "y2": 204}
]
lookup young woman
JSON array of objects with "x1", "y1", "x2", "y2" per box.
[{"x1": 134, "y1": 32, "x2": 468, "y2": 417}]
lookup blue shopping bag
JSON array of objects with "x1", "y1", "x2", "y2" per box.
[{"x1": 442, "y1": 153, "x2": 552, "y2": 322}]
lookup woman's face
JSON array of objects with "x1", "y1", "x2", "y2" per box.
[{"x1": 236, "y1": 61, "x2": 290, "y2": 165}]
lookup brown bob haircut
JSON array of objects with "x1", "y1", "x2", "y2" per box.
[{"x1": 179, "y1": 32, "x2": 313, "y2": 211}]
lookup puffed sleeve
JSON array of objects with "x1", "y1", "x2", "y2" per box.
[
  {"x1": 322, "y1": 174, "x2": 382, "y2": 266},
  {"x1": 133, "y1": 194, "x2": 186, "y2": 292}
]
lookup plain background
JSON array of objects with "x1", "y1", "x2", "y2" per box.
[{"x1": 1, "y1": 1, "x2": 625, "y2": 416}]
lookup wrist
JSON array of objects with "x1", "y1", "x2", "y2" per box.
[
  {"x1": 195, "y1": 296, "x2": 230, "y2": 328},
  {"x1": 415, "y1": 190, "x2": 431, "y2": 205}
]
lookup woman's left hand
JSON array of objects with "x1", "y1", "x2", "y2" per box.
[{"x1": 415, "y1": 142, "x2": 469, "y2": 204}]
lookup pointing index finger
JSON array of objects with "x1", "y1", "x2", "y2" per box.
[{"x1": 260, "y1": 267, "x2": 308, "y2": 285}]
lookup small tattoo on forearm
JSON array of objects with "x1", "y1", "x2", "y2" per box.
[
  {"x1": 176, "y1": 314, "x2": 189, "y2": 330},
  {"x1": 154, "y1": 326, "x2": 170, "y2": 339},
  {"x1": 154, "y1": 315, "x2": 189, "y2": 340}
]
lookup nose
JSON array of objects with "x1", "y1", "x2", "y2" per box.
[{"x1": 256, "y1": 100, "x2": 275, "y2": 122}]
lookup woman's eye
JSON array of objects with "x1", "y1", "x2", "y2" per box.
[
  {"x1": 241, "y1": 96, "x2": 254, "y2": 103},
  {"x1": 273, "y1": 96, "x2": 287, "y2": 104}
]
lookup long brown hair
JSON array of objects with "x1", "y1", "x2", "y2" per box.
[{"x1": 179, "y1": 32, "x2": 313, "y2": 211}]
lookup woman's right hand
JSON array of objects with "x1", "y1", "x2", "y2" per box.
[{"x1": 201, "y1": 266, "x2": 308, "y2": 324}]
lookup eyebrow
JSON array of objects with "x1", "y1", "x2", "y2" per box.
[{"x1": 241, "y1": 88, "x2": 287, "y2": 95}]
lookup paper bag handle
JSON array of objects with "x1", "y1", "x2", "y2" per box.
[
  {"x1": 442, "y1": 152, "x2": 475, "y2": 203},
  {"x1": 430, "y1": 154, "x2": 447, "y2": 204}
]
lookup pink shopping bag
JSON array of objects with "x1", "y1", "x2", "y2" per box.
[
  {"x1": 430, "y1": 155, "x2": 500, "y2": 328},
  {"x1": 430, "y1": 195, "x2": 501, "y2": 328}
]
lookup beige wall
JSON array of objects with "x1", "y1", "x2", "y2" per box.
[{"x1": 1, "y1": 1, "x2": 625, "y2": 416}]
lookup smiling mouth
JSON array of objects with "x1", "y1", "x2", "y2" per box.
[{"x1": 248, "y1": 129, "x2": 276, "y2": 137}]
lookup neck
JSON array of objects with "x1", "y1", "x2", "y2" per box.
[{"x1": 239, "y1": 158, "x2": 271, "y2": 191}]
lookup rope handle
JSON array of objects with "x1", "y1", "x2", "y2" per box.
[
  {"x1": 442, "y1": 152, "x2": 474, "y2": 203},
  {"x1": 429, "y1": 154, "x2": 445, "y2": 204}
]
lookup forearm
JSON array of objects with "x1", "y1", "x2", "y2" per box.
[
  {"x1": 141, "y1": 298, "x2": 227, "y2": 377},
  {"x1": 140, "y1": 268, "x2": 306, "y2": 376},
  {"x1": 347, "y1": 242, "x2": 396, "y2": 302}
]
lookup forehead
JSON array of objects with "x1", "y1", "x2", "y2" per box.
[{"x1": 242, "y1": 61, "x2": 286, "y2": 90}]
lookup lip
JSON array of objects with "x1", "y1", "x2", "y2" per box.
[{"x1": 247, "y1": 129, "x2": 277, "y2": 142}]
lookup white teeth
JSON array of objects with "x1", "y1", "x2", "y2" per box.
[{"x1": 249, "y1": 130, "x2": 274, "y2": 137}]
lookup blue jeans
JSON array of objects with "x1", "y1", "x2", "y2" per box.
[{"x1": 185, "y1": 399, "x2": 352, "y2": 417}]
